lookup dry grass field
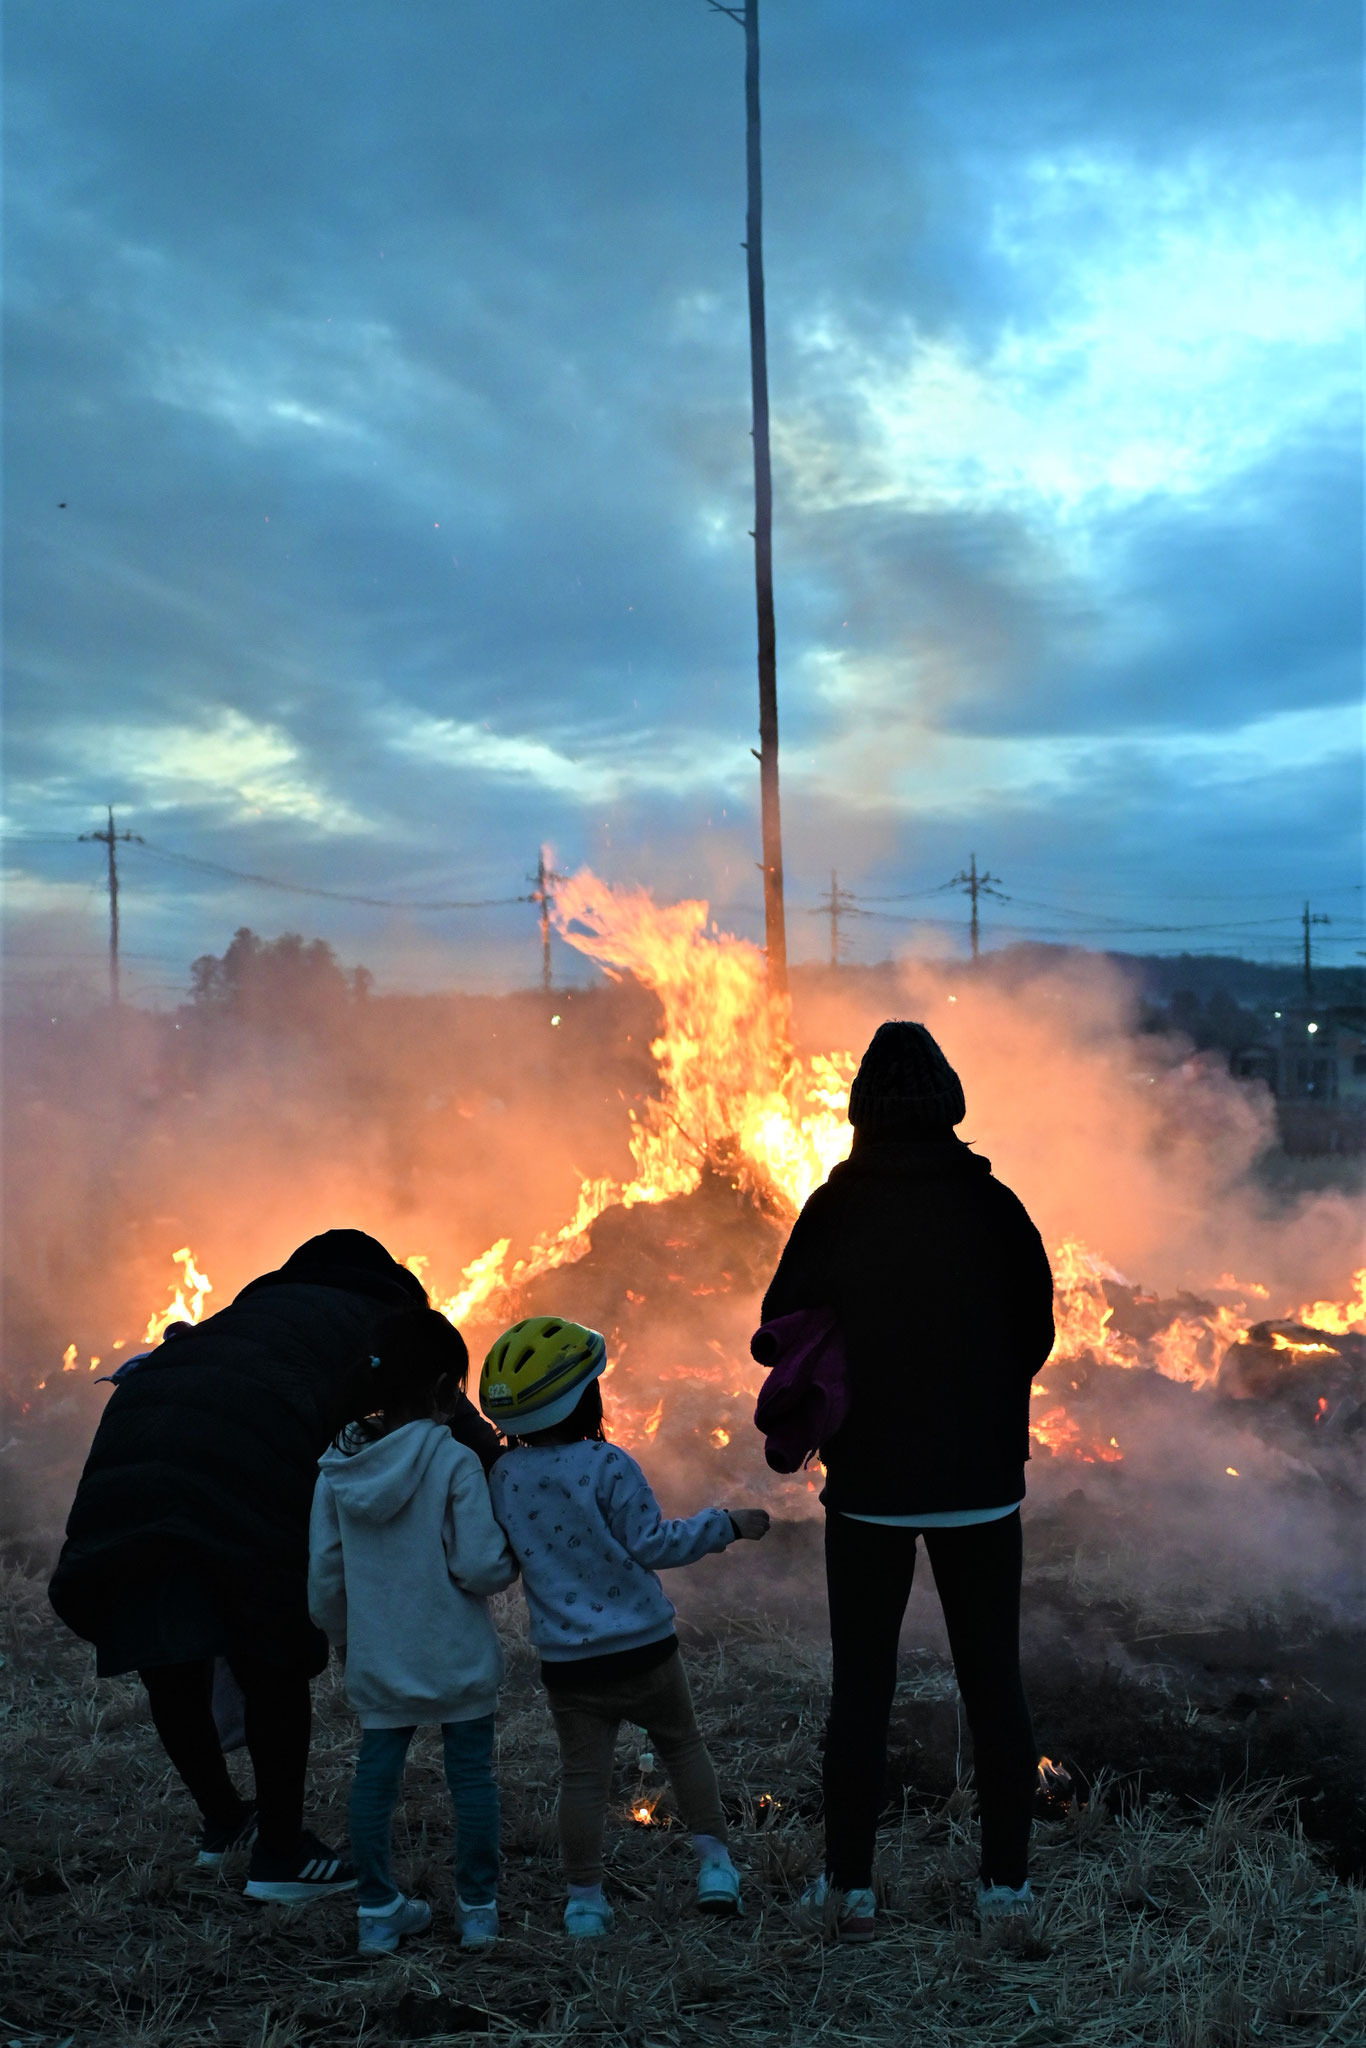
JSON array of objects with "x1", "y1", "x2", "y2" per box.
[{"x1": 3, "y1": 1566, "x2": 1364, "y2": 2048}]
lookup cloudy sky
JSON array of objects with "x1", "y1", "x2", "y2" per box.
[{"x1": 4, "y1": 0, "x2": 1362, "y2": 997}]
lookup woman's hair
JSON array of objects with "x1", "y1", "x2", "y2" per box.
[
  {"x1": 512, "y1": 1377, "x2": 607, "y2": 1448},
  {"x1": 330, "y1": 1307, "x2": 469, "y2": 1453}
]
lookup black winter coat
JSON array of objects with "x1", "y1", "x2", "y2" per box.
[
  {"x1": 760, "y1": 1132, "x2": 1054, "y2": 1514},
  {"x1": 48, "y1": 1238, "x2": 499, "y2": 1672}
]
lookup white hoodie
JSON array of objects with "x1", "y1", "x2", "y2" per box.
[{"x1": 309, "y1": 1421, "x2": 517, "y2": 1728}]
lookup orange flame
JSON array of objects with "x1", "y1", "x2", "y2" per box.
[
  {"x1": 144, "y1": 1247, "x2": 213, "y2": 1344},
  {"x1": 1296, "y1": 1268, "x2": 1366, "y2": 1335},
  {"x1": 1270, "y1": 1333, "x2": 1337, "y2": 1359}
]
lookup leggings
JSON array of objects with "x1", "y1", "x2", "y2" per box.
[
  {"x1": 140, "y1": 1655, "x2": 312, "y2": 1859},
  {"x1": 822, "y1": 1510, "x2": 1036, "y2": 1890},
  {"x1": 546, "y1": 1651, "x2": 726, "y2": 1885}
]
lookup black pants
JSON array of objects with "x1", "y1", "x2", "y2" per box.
[
  {"x1": 823, "y1": 1510, "x2": 1036, "y2": 1890},
  {"x1": 140, "y1": 1655, "x2": 313, "y2": 1859}
]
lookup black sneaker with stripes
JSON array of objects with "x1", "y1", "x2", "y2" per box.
[
  {"x1": 196, "y1": 1801, "x2": 258, "y2": 1869},
  {"x1": 243, "y1": 1831, "x2": 357, "y2": 1903}
]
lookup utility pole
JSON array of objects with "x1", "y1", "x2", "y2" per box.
[
  {"x1": 528, "y1": 849, "x2": 567, "y2": 995},
  {"x1": 946, "y1": 853, "x2": 1006, "y2": 961},
  {"x1": 79, "y1": 806, "x2": 143, "y2": 1006},
  {"x1": 708, "y1": 0, "x2": 787, "y2": 998},
  {"x1": 809, "y1": 869, "x2": 865, "y2": 968},
  {"x1": 1302, "y1": 900, "x2": 1329, "y2": 1003}
]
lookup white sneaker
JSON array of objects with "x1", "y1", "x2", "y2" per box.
[
  {"x1": 696, "y1": 1856, "x2": 741, "y2": 1915},
  {"x1": 976, "y1": 1879, "x2": 1033, "y2": 1922},
  {"x1": 356, "y1": 1894, "x2": 432, "y2": 1955},
  {"x1": 564, "y1": 1895, "x2": 616, "y2": 1939},
  {"x1": 458, "y1": 1898, "x2": 499, "y2": 1949},
  {"x1": 800, "y1": 1873, "x2": 876, "y2": 1943}
]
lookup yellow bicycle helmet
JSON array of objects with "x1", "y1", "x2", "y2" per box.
[{"x1": 480, "y1": 1316, "x2": 607, "y2": 1433}]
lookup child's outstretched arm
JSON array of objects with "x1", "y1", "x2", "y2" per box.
[
  {"x1": 307, "y1": 1476, "x2": 347, "y2": 1645},
  {"x1": 603, "y1": 1452, "x2": 745, "y2": 1570},
  {"x1": 444, "y1": 1446, "x2": 519, "y2": 1596}
]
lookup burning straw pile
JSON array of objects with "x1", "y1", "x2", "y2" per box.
[{"x1": 4, "y1": 1567, "x2": 1365, "y2": 2048}]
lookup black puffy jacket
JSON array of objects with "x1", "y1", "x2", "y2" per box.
[
  {"x1": 48, "y1": 1231, "x2": 497, "y2": 1669},
  {"x1": 760, "y1": 1133, "x2": 1055, "y2": 1514}
]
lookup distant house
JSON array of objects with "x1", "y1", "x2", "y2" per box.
[{"x1": 1232, "y1": 1008, "x2": 1366, "y2": 1152}]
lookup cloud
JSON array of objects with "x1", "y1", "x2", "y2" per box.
[
  {"x1": 776, "y1": 152, "x2": 1360, "y2": 530},
  {"x1": 56, "y1": 710, "x2": 375, "y2": 832},
  {"x1": 788, "y1": 651, "x2": 1361, "y2": 819},
  {"x1": 387, "y1": 712, "x2": 751, "y2": 807}
]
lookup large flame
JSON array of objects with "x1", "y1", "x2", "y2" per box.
[{"x1": 419, "y1": 871, "x2": 855, "y2": 1332}]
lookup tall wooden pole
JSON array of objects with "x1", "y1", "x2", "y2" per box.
[{"x1": 743, "y1": 0, "x2": 788, "y2": 997}]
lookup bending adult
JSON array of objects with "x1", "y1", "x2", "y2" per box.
[
  {"x1": 761, "y1": 1023, "x2": 1054, "y2": 1941},
  {"x1": 49, "y1": 1228, "x2": 500, "y2": 1902}
]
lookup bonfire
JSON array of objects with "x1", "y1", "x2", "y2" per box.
[{"x1": 90, "y1": 871, "x2": 1363, "y2": 1490}]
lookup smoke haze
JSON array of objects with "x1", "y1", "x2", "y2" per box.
[{"x1": 4, "y1": 903, "x2": 1362, "y2": 1636}]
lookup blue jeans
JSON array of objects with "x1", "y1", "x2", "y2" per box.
[{"x1": 349, "y1": 1716, "x2": 499, "y2": 1909}]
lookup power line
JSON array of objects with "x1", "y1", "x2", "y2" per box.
[{"x1": 129, "y1": 841, "x2": 530, "y2": 911}]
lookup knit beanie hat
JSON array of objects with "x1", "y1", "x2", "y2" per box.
[{"x1": 846, "y1": 1020, "x2": 966, "y2": 1132}]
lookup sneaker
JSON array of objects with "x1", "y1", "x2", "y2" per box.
[
  {"x1": 800, "y1": 1873, "x2": 876, "y2": 1944},
  {"x1": 977, "y1": 1879, "x2": 1033, "y2": 1922},
  {"x1": 356, "y1": 1894, "x2": 432, "y2": 1956},
  {"x1": 196, "y1": 1803, "x2": 258, "y2": 1868},
  {"x1": 564, "y1": 1895, "x2": 615, "y2": 1939},
  {"x1": 243, "y1": 1831, "x2": 357, "y2": 1903},
  {"x1": 458, "y1": 1898, "x2": 499, "y2": 1949},
  {"x1": 696, "y1": 1857, "x2": 742, "y2": 1915}
]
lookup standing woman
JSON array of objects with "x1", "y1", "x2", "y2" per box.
[{"x1": 760, "y1": 1022, "x2": 1054, "y2": 1942}]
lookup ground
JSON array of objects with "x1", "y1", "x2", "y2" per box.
[{"x1": 3, "y1": 1565, "x2": 1364, "y2": 2048}]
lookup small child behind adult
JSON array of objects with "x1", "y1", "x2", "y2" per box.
[
  {"x1": 308, "y1": 1308, "x2": 517, "y2": 1956},
  {"x1": 480, "y1": 1316, "x2": 770, "y2": 1937}
]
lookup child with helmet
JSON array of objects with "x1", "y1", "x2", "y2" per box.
[{"x1": 480, "y1": 1315, "x2": 770, "y2": 1937}]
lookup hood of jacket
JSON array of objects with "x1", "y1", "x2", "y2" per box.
[
  {"x1": 317, "y1": 1419, "x2": 448, "y2": 1524},
  {"x1": 828, "y1": 1130, "x2": 992, "y2": 1184}
]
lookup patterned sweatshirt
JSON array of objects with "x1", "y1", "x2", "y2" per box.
[{"x1": 488, "y1": 1439, "x2": 734, "y2": 1661}]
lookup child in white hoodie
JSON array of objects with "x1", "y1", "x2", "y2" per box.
[
  {"x1": 479, "y1": 1316, "x2": 770, "y2": 1938},
  {"x1": 309, "y1": 1308, "x2": 517, "y2": 1956}
]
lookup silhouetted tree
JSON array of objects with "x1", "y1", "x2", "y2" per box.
[{"x1": 189, "y1": 928, "x2": 368, "y2": 1030}]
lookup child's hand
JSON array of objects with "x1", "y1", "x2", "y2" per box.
[{"x1": 726, "y1": 1508, "x2": 771, "y2": 1541}]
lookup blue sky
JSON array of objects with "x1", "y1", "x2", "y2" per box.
[{"x1": 4, "y1": 0, "x2": 1362, "y2": 997}]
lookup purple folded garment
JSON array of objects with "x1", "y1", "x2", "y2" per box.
[{"x1": 751, "y1": 1306, "x2": 850, "y2": 1474}]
